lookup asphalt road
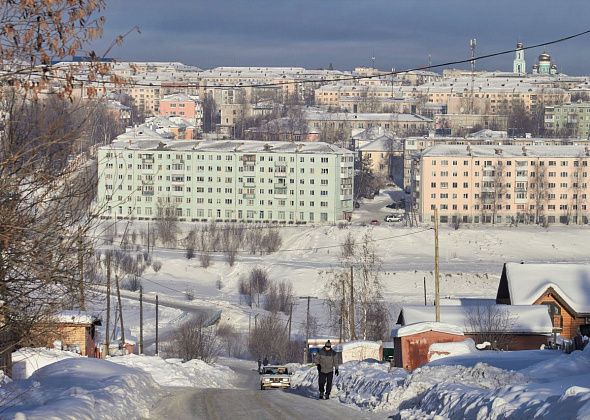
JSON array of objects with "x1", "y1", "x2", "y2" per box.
[{"x1": 150, "y1": 360, "x2": 384, "y2": 420}]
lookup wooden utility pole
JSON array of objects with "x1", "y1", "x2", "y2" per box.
[
  {"x1": 299, "y1": 295, "x2": 317, "y2": 363},
  {"x1": 105, "y1": 252, "x2": 111, "y2": 357},
  {"x1": 139, "y1": 286, "x2": 143, "y2": 354},
  {"x1": 77, "y1": 230, "x2": 85, "y2": 310},
  {"x1": 423, "y1": 276, "x2": 427, "y2": 306},
  {"x1": 287, "y1": 302, "x2": 294, "y2": 341},
  {"x1": 115, "y1": 274, "x2": 125, "y2": 346},
  {"x1": 155, "y1": 295, "x2": 159, "y2": 356},
  {"x1": 340, "y1": 275, "x2": 345, "y2": 342},
  {"x1": 349, "y1": 265, "x2": 356, "y2": 340},
  {"x1": 434, "y1": 207, "x2": 441, "y2": 322}
]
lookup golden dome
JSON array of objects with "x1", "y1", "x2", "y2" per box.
[{"x1": 538, "y1": 52, "x2": 551, "y2": 62}]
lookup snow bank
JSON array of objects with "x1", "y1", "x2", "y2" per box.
[
  {"x1": 108, "y1": 354, "x2": 236, "y2": 388},
  {"x1": 428, "y1": 338, "x2": 477, "y2": 362},
  {"x1": 392, "y1": 321, "x2": 464, "y2": 337},
  {"x1": 0, "y1": 358, "x2": 161, "y2": 420},
  {"x1": 290, "y1": 361, "x2": 407, "y2": 410},
  {"x1": 12, "y1": 348, "x2": 81, "y2": 380}
]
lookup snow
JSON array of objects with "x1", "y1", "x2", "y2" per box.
[
  {"x1": 53, "y1": 310, "x2": 96, "y2": 325},
  {"x1": 0, "y1": 357, "x2": 161, "y2": 420},
  {"x1": 12, "y1": 348, "x2": 82, "y2": 380},
  {"x1": 428, "y1": 338, "x2": 478, "y2": 362},
  {"x1": 504, "y1": 262, "x2": 590, "y2": 313},
  {"x1": 399, "y1": 304, "x2": 554, "y2": 334},
  {"x1": 392, "y1": 322, "x2": 464, "y2": 338},
  {"x1": 108, "y1": 354, "x2": 236, "y2": 388}
]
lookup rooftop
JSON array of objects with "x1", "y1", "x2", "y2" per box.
[{"x1": 422, "y1": 144, "x2": 590, "y2": 158}]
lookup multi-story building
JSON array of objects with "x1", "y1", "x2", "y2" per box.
[
  {"x1": 545, "y1": 102, "x2": 590, "y2": 138},
  {"x1": 419, "y1": 144, "x2": 590, "y2": 225},
  {"x1": 96, "y1": 138, "x2": 354, "y2": 224},
  {"x1": 159, "y1": 93, "x2": 203, "y2": 133}
]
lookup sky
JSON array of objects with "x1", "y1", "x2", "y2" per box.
[{"x1": 90, "y1": 0, "x2": 590, "y2": 75}]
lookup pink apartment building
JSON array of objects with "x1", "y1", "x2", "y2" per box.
[
  {"x1": 159, "y1": 93, "x2": 200, "y2": 118},
  {"x1": 419, "y1": 145, "x2": 590, "y2": 225}
]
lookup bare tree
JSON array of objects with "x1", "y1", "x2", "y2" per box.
[
  {"x1": 152, "y1": 260, "x2": 162, "y2": 273},
  {"x1": 250, "y1": 267, "x2": 270, "y2": 307},
  {"x1": 163, "y1": 315, "x2": 221, "y2": 363},
  {"x1": 248, "y1": 315, "x2": 288, "y2": 361},
  {"x1": 221, "y1": 223, "x2": 245, "y2": 266},
  {"x1": 217, "y1": 323, "x2": 245, "y2": 358},
  {"x1": 464, "y1": 305, "x2": 516, "y2": 350},
  {"x1": 156, "y1": 200, "x2": 178, "y2": 246}
]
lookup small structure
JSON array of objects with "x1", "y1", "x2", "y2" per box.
[
  {"x1": 333, "y1": 340, "x2": 382, "y2": 363},
  {"x1": 40, "y1": 311, "x2": 101, "y2": 357},
  {"x1": 497, "y1": 262, "x2": 590, "y2": 339},
  {"x1": 398, "y1": 303, "x2": 553, "y2": 350},
  {"x1": 392, "y1": 322, "x2": 465, "y2": 371}
]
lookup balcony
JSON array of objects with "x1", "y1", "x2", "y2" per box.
[
  {"x1": 142, "y1": 190, "x2": 154, "y2": 196},
  {"x1": 243, "y1": 193, "x2": 256, "y2": 199}
]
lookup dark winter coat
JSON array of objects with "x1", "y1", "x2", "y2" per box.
[{"x1": 315, "y1": 347, "x2": 339, "y2": 374}]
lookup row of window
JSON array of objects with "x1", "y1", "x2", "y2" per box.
[
  {"x1": 431, "y1": 159, "x2": 589, "y2": 167},
  {"x1": 106, "y1": 152, "x2": 349, "y2": 164},
  {"x1": 431, "y1": 203, "x2": 587, "y2": 211}
]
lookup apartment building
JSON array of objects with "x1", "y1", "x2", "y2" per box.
[
  {"x1": 545, "y1": 102, "x2": 590, "y2": 138},
  {"x1": 96, "y1": 139, "x2": 354, "y2": 224},
  {"x1": 419, "y1": 145, "x2": 590, "y2": 225}
]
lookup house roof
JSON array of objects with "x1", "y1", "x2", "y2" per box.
[
  {"x1": 53, "y1": 311, "x2": 97, "y2": 325},
  {"x1": 398, "y1": 304, "x2": 553, "y2": 334},
  {"x1": 392, "y1": 321, "x2": 464, "y2": 338},
  {"x1": 502, "y1": 262, "x2": 590, "y2": 314},
  {"x1": 359, "y1": 136, "x2": 403, "y2": 152}
]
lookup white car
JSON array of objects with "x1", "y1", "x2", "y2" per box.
[
  {"x1": 385, "y1": 214, "x2": 402, "y2": 223},
  {"x1": 260, "y1": 365, "x2": 291, "y2": 390}
]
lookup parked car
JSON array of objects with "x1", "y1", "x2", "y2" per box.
[
  {"x1": 260, "y1": 365, "x2": 291, "y2": 390},
  {"x1": 385, "y1": 215, "x2": 402, "y2": 223},
  {"x1": 370, "y1": 219, "x2": 380, "y2": 225}
]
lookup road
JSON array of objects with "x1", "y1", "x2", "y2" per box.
[{"x1": 150, "y1": 359, "x2": 384, "y2": 420}]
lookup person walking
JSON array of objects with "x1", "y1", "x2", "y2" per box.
[
  {"x1": 257, "y1": 358, "x2": 262, "y2": 373},
  {"x1": 262, "y1": 356, "x2": 269, "y2": 366},
  {"x1": 315, "y1": 340, "x2": 339, "y2": 400}
]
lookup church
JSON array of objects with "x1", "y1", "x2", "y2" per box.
[{"x1": 513, "y1": 42, "x2": 558, "y2": 76}]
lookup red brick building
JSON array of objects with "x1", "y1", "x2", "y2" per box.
[{"x1": 496, "y1": 262, "x2": 590, "y2": 339}]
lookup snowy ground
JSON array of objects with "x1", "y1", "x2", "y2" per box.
[
  {"x1": 92, "y1": 189, "x2": 590, "y2": 344},
  {"x1": 290, "y1": 345, "x2": 590, "y2": 419}
]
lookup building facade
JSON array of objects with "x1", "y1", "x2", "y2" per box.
[
  {"x1": 419, "y1": 144, "x2": 590, "y2": 225},
  {"x1": 96, "y1": 139, "x2": 354, "y2": 224},
  {"x1": 545, "y1": 102, "x2": 590, "y2": 138}
]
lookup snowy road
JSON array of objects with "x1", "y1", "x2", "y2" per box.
[{"x1": 150, "y1": 360, "x2": 384, "y2": 419}]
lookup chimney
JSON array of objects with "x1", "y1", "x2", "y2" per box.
[{"x1": 522, "y1": 146, "x2": 527, "y2": 156}]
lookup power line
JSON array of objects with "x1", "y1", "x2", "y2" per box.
[{"x1": 10, "y1": 29, "x2": 590, "y2": 90}]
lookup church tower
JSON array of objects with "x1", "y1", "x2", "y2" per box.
[{"x1": 513, "y1": 42, "x2": 526, "y2": 74}]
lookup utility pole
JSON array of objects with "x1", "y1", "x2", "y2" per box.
[
  {"x1": 423, "y1": 276, "x2": 427, "y2": 306},
  {"x1": 105, "y1": 252, "x2": 111, "y2": 358},
  {"x1": 147, "y1": 222, "x2": 150, "y2": 253},
  {"x1": 139, "y1": 286, "x2": 143, "y2": 354},
  {"x1": 299, "y1": 295, "x2": 317, "y2": 363},
  {"x1": 349, "y1": 266, "x2": 356, "y2": 340},
  {"x1": 155, "y1": 295, "x2": 159, "y2": 356},
  {"x1": 434, "y1": 207, "x2": 441, "y2": 322},
  {"x1": 287, "y1": 302, "x2": 294, "y2": 342},
  {"x1": 340, "y1": 275, "x2": 345, "y2": 342},
  {"x1": 115, "y1": 274, "x2": 125, "y2": 347},
  {"x1": 77, "y1": 229, "x2": 85, "y2": 310}
]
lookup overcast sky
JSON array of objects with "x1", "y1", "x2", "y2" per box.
[{"x1": 91, "y1": 1, "x2": 590, "y2": 74}]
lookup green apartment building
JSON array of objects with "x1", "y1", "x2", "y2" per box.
[
  {"x1": 96, "y1": 138, "x2": 354, "y2": 224},
  {"x1": 545, "y1": 102, "x2": 590, "y2": 138}
]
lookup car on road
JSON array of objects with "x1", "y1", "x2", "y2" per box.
[
  {"x1": 260, "y1": 365, "x2": 291, "y2": 390},
  {"x1": 385, "y1": 214, "x2": 402, "y2": 223},
  {"x1": 370, "y1": 219, "x2": 380, "y2": 225}
]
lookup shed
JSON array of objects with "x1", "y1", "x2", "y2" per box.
[
  {"x1": 40, "y1": 311, "x2": 101, "y2": 357},
  {"x1": 496, "y1": 262, "x2": 590, "y2": 339},
  {"x1": 398, "y1": 304, "x2": 553, "y2": 350},
  {"x1": 333, "y1": 340, "x2": 382, "y2": 363},
  {"x1": 391, "y1": 322, "x2": 465, "y2": 371}
]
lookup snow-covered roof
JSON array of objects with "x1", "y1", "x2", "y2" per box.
[
  {"x1": 359, "y1": 136, "x2": 402, "y2": 152},
  {"x1": 333, "y1": 340, "x2": 382, "y2": 352},
  {"x1": 399, "y1": 305, "x2": 553, "y2": 334},
  {"x1": 392, "y1": 322, "x2": 464, "y2": 338},
  {"x1": 53, "y1": 311, "x2": 96, "y2": 325},
  {"x1": 502, "y1": 262, "x2": 590, "y2": 314},
  {"x1": 422, "y1": 144, "x2": 590, "y2": 158}
]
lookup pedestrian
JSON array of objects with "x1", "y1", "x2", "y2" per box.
[
  {"x1": 315, "y1": 340, "x2": 339, "y2": 400},
  {"x1": 257, "y1": 358, "x2": 262, "y2": 373},
  {"x1": 263, "y1": 356, "x2": 269, "y2": 366}
]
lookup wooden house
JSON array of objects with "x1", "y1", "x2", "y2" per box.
[{"x1": 496, "y1": 262, "x2": 590, "y2": 339}]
